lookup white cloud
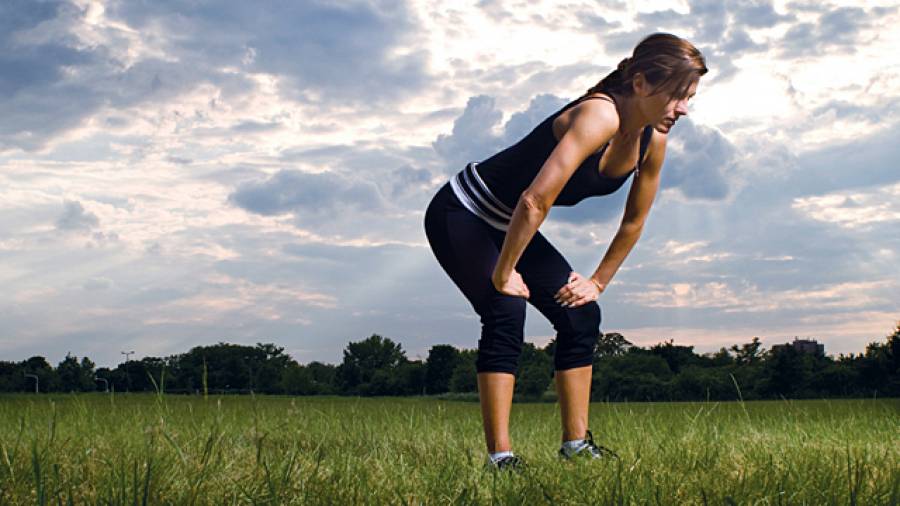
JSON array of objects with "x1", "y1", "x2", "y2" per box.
[
  {"x1": 623, "y1": 279, "x2": 896, "y2": 313},
  {"x1": 792, "y1": 183, "x2": 900, "y2": 229}
]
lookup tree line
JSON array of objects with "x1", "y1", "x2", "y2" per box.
[{"x1": 2, "y1": 323, "x2": 898, "y2": 401}]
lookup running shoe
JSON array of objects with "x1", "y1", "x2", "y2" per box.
[
  {"x1": 558, "y1": 430, "x2": 619, "y2": 460},
  {"x1": 486, "y1": 454, "x2": 526, "y2": 472}
]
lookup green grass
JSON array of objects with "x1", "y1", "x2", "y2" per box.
[{"x1": 0, "y1": 394, "x2": 897, "y2": 504}]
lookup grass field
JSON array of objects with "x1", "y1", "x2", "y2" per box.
[{"x1": 0, "y1": 393, "x2": 897, "y2": 505}]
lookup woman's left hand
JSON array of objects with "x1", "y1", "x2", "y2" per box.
[{"x1": 554, "y1": 271, "x2": 604, "y2": 308}]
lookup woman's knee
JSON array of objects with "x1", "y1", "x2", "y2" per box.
[
  {"x1": 553, "y1": 301, "x2": 601, "y2": 370},
  {"x1": 475, "y1": 295, "x2": 526, "y2": 374}
]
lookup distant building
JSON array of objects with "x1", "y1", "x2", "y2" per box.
[{"x1": 771, "y1": 338, "x2": 825, "y2": 357}]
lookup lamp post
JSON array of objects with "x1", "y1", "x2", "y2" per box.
[
  {"x1": 121, "y1": 350, "x2": 134, "y2": 392},
  {"x1": 24, "y1": 373, "x2": 38, "y2": 393}
]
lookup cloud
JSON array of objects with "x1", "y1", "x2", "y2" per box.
[
  {"x1": 779, "y1": 5, "x2": 895, "y2": 58},
  {"x1": 624, "y1": 279, "x2": 895, "y2": 314},
  {"x1": 661, "y1": 118, "x2": 734, "y2": 200},
  {"x1": 0, "y1": 1, "x2": 105, "y2": 151},
  {"x1": 733, "y1": 0, "x2": 795, "y2": 28},
  {"x1": 55, "y1": 200, "x2": 99, "y2": 231},
  {"x1": 432, "y1": 95, "x2": 505, "y2": 171},
  {"x1": 104, "y1": 0, "x2": 430, "y2": 105},
  {"x1": 229, "y1": 169, "x2": 386, "y2": 219},
  {"x1": 82, "y1": 277, "x2": 113, "y2": 291},
  {"x1": 1, "y1": 0, "x2": 430, "y2": 152},
  {"x1": 792, "y1": 183, "x2": 900, "y2": 229}
]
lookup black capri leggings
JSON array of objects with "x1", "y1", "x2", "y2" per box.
[{"x1": 424, "y1": 182, "x2": 601, "y2": 374}]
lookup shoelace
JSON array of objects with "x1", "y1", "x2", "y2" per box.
[{"x1": 581, "y1": 430, "x2": 620, "y2": 459}]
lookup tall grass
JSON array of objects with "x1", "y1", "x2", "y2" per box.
[{"x1": 0, "y1": 394, "x2": 896, "y2": 504}]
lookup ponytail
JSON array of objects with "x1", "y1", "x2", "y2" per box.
[
  {"x1": 587, "y1": 57, "x2": 633, "y2": 96},
  {"x1": 583, "y1": 33, "x2": 707, "y2": 99}
]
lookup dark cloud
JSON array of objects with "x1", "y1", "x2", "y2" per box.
[
  {"x1": 734, "y1": 0, "x2": 795, "y2": 27},
  {"x1": 55, "y1": 200, "x2": 99, "y2": 231},
  {"x1": 1, "y1": 0, "x2": 427, "y2": 151},
  {"x1": 432, "y1": 95, "x2": 506, "y2": 172},
  {"x1": 104, "y1": 0, "x2": 430, "y2": 105},
  {"x1": 781, "y1": 121, "x2": 900, "y2": 193},
  {"x1": 0, "y1": 1, "x2": 256, "y2": 151},
  {"x1": 0, "y1": 1, "x2": 104, "y2": 150},
  {"x1": 780, "y1": 5, "x2": 890, "y2": 58},
  {"x1": 230, "y1": 120, "x2": 282, "y2": 133},
  {"x1": 391, "y1": 165, "x2": 433, "y2": 199},
  {"x1": 720, "y1": 28, "x2": 766, "y2": 54},
  {"x1": 581, "y1": 12, "x2": 622, "y2": 33},
  {"x1": 688, "y1": 0, "x2": 729, "y2": 42},
  {"x1": 229, "y1": 169, "x2": 386, "y2": 218},
  {"x1": 663, "y1": 118, "x2": 733, "y2": 200}
]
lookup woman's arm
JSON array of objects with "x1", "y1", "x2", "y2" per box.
[
  {"x1": 492, "y1": 101, "x2": 619, "y2": 296},
  {"x1": 590, "y1": 130, "x2": 667, "y2": 290}
]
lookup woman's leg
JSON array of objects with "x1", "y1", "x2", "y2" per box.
[
  {"x1": 554, "y1": 365, "x2": 592, "y2": 441},
  {"x1": 477, "y1": 372, "x2": 515, "y2": 452},
  {"x1": 515, "y1": 231, "x2": 601, "y2": 443},
  {"x1": 424, "y1": 184, "x2": 526, "y2": 455}
]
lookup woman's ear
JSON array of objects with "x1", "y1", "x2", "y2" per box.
[{"x1": 631, "y1": 72, "x2": 648, "y2": 97}]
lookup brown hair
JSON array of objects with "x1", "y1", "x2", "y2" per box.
[{"x1": 585, "y1": 33, "x2": 708, "y2": 100}]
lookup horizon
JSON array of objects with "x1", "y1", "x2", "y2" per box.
[{"x1": 12, "y1": 330, "x2": 892, "y2": 371}]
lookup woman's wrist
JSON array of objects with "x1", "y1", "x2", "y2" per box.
[{"x1": 589, "y1": 277, "x2": 606, "y2": 292}]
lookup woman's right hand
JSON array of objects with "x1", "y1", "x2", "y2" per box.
[{"x1": 492, "y1": 269, "x2": 530, "y2": 299}]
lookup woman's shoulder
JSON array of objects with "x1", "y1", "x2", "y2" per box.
[{"x1": 556, "y1": 93, "x2": 620, "y2": 138}]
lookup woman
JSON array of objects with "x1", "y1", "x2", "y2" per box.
[{"x1": 424, "y1": 33, "x2": 707, "y2": 470}]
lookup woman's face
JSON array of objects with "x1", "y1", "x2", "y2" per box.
[{"x1": 639, "y1": 77, "x2": 699, "y2": 134}]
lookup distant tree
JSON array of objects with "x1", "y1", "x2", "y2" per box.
[
  {"x1": 396, "y1": 360, "x2": 427, "y2": 396},
  {"x1": 593, "y1": 351, "x2": 673, "y2": 401},
  {"x1": 762, "y1": 345, "x2": 812, "y2": 398},
  {"x1": 449, "y1": 350, "x2": 478, "y2": 393},
  {"x1": 515, "y1": 343, "x2": 552, "y2": 399},
  {"x1": 21, "y1": 356, "x2": 57, "y2": 392},
  {"x1": 595, "y1": 332, "x2": 632, "y2": 358},
  {"x1": 424, "y1": 345, "x2": 459, "y2": 394},
  {"x1": 137, "y1": 357, "x2": 169, "y2": 392},
  {"x1": 703, "y1": 347, "x2": 734, "y2": 367},
  {"x1": 336, "y1": 334, "x2": 406, "y2": 395},
  {"x1": 809, "y1": 363, "x2": 859, "y2": 397},
  {"x1": 0, "y1": 361, "x2": 23, "y2": 392},
  {"x1": 57, "y1": 353, "x2": 95, "y2": 392},
  {"x1": 281, "y1": 362, "x2": 316, "y2": 395},
  {"x1": 306, "y1": 361, "x2": 337, "y2": 394},
  {"x1": 648, "y1": 340, "x2": 699, "y2": 374},
  {"x1": 94, "y1": 367, "x2": 119, "y2": 392},
  {"x1": 670, "y1": 366, "x2": 734, "y2": 401},
  {"x1": 856, "y1": 324, "x2": 900, "y2": 397},
  {"x1": 730, "y1": 337, "x2": 765, "y2": 366}
]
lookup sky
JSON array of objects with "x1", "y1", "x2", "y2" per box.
[{"x1": 1, "y1": 0, "x2": 898, "y2": 368}]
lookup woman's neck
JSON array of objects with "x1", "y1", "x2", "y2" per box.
[{"x1": 608, "y1": 92, "x2": 648, "y2": 139}]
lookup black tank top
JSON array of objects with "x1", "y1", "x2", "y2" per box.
[{"x1": 477, "y1": 95, "x2": 653, "y2": 208}]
